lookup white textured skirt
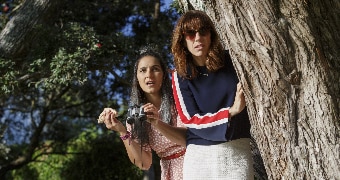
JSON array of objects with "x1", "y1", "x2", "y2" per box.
[{"x1": 183, "y1": 138, "x2": 254, "y2": 180}]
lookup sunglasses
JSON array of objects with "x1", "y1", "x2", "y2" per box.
[{"x1": 184, "y1": 28, "x2": 210, "y2": 39}]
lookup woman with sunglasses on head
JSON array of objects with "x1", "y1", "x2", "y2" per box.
[
  {"x1": 98, "y1": 46, "x2": 186, "y2": 180},
  {"x1": 148, "y1": 10, "x2": 253, "y2": 179}
]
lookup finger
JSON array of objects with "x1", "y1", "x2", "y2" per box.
[
  {"x1": 104, "y1": 115, "x2": 110, "y2": 124},
  {"x1": 141, "y1": 103, "x2": 148, "y2": 111},
  {"x1": 147, "y1": 111, "x2": 159, "y2": 119},
  {"x1": 109, "y1": 109, "x2": 117, "y2": 114},
  {"x1": 98, "y1": 113, "x2": 105, "y2": 123},
  {"x1": 110, "y1": 114, "x2": 118, "y2": 123},
  {"x1": 143, "y1": 104, "x2": 152, "y2": 112},
  {"x1": 104, "y1": 113, "x2": 112, "y2": 124},
  {"x1": 104, "y1": 108, "x2": 118, "y2": 116},
  {"x1": 143, "y1": 103, "x2": 152, "y2": 110},
  {"x1": 103, "y1": 108, "x2": 112, "y2": 113},
  {"x1": 236, "y1": 83, "x2": 241, "y2": 90},
  {"x1": 143, "y1": 103, "x2": 152, "y2": 107}
]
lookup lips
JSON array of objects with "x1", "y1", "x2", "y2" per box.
[
  {"x1": 194, "y1": 44, "x2": 204, "y2": 49},
  {"x1": 146, "y1": 81, "x2": 155, "y2": 86}
]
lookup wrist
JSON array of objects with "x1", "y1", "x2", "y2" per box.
[
  {"x1": 119, "y1": 130, "x2": 128, "y2": 136},
  {"x1": 120, "y1": 131, "x2": 131, "y2": 140},
  {"x1": 229, "y1": 107, "x2": 236, "y2": 117},
  {"x1": 151, "y1": 119, "x2": 159, "y2": 126}
]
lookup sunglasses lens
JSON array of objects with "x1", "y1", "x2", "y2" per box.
[
  {"x1": 184, "y1": 28, "x2": 210, "y2": 39},
  {"x1": 199, "y1": 28, "x2": 209, "y2": 36},
  {"x1": 185, "y1": 30, "x2": 196, "y2": 39}
]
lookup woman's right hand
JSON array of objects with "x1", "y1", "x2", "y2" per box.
[
  {"x1": 143, "y1": 103, "x2": 161, "y2": 126},
  {"x1": 98, "y1": 108, "x2": 127, "y2": 134}
]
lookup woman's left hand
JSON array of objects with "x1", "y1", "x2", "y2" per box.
[
  {"x1": 143, "y1": 103, "x2": 160, "y2": 125},
  {"x1": 229, "y1": 83, "x2": 246, "y2": 117}
]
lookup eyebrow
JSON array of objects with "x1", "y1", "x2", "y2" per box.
[{"x1": 139, "y1": 64, "x2": 162, "y2": 69}]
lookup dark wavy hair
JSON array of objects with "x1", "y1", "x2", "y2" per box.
[
  {"x1": 171, "y1": 10, "x2": 224, "y2": 79},
  {"x1": 129, "y1": 45, "x2": 177, "y2": 146}
]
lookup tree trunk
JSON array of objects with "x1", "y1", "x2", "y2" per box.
[
  {"x1": 178, "y1": 0, "x2": 340, "y2": 179},
  {"x1": 0, "y1": 0, "x2": 63, "y2": 59}
]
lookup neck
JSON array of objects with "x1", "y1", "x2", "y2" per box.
[
  {"x1": 145, "y1": 93, "x2": 162, "y2": 109},
  {"x1": 193, "y1": 56, "x2": 207, "y2": 66}
]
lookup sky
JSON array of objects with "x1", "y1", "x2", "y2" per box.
[
  {"x1": 164, "y1": 0, "x2": 172, "y2": 9},
  {"x1": 123, "y1": 0, "x2": 175, "y2": 36}
]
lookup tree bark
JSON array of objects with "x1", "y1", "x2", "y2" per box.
[
  {"x1": 179, "y1": 0, "x2": 340, "y2": 179},
  {"x1": 0, "y1": 0, "x2": 63, "y2": 59}
]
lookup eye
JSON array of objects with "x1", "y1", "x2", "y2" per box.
[
  {"x1": 184, "y1": 30, "x2": 196, "y2": 39},
  {"x1": 185, "y1": 30, "x2": 196, "y2": 36},
  {"x1": 151, "y1": 66, "x2": 162, "y2": 72},
  {"x1": 198, "y1": 28, "x2": 210, "y2": 36},
  {"x1": 139, "y1": 67, "x2": 147, "y2": 73},
  {"x1": 183, "y1": 27, "x2": 210, "y2": 40}
]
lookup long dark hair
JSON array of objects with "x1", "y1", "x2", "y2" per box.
[{"x1": 129, "y1": 45, "x2": 177, "y2": 146}]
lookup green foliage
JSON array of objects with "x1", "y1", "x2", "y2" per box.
[
  {"x1": 9, "y1": 127, "x2": 142, "y2": 180},
  {"x1": 171, "y1": 0, "x2": 186, "y2": 14},
  {"x1": 27, "y1": 22, "x2": 103, "y2": 91},
  {"x1": 61, "y1": 128, "x2": 143, "y2": 180},
  {"x1": 0, "y1": 0, "x2": 179, "y2": 178},
  {"x1": 0, "y1": 58, "x2": 19, "y2": 94}
]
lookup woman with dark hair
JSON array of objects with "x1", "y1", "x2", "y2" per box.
[
  {"x1": 149, "y1": 10, "x2": 253, "y2": 179},
  {"x1": 98, "y1": 46, "x2": 185, "y2": 180}
]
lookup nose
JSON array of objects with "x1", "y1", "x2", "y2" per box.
[
  {"x1": 194, "y1": 32, "x2": 202, "y2": 41},
  {"x1": 145, "y1": 68, "x2": 152, "y2": 78}
]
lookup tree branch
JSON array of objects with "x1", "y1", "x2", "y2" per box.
[{"x1": 0, "y1": 0, "x2": 65, "y2": 59}]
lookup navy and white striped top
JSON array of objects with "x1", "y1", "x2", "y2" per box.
[{"x1": 172, "y1": 51, "x2": 251, "y2": 146}]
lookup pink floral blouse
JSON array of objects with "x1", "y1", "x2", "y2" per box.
[{"x1": 127, "y1": 117, "x2": 186, "y2": 180}]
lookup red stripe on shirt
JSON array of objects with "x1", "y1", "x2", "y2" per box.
[{"x1": 172, "y1": 71, "x2": 230, "y2": 127}]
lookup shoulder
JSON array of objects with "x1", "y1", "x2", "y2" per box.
[{"x1": 172, "y1": 69, "x2": 188, "y2": 82}]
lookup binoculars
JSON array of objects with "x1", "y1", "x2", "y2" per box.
[{"x1": 126, "y1": 104, "x2": 146, "y2": 124}]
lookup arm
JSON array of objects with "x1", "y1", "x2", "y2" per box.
[
  {"x1": 98, "y1": 108, "x2": 152, "y2": 170},
  {"x1": 153, "y1": 120, "x2": 187, "y2": 147},
  {"x1": 172, "y1": 71, "x2": 245, "y2": 142},
  {"x1": 172, "y1": 71, "x2": 231, "y2": 127},
  {"x1": 143, "y1": 103, "x2": 187, "y2": 147}
]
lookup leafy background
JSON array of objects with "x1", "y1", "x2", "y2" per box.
[{"x1": 0, "y1": 0, "x2": 180, "y2": 179}]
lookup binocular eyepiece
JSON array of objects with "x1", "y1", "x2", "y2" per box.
[{"x1": 126, "y1": 104, "x2": 146, "y2": 124}]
